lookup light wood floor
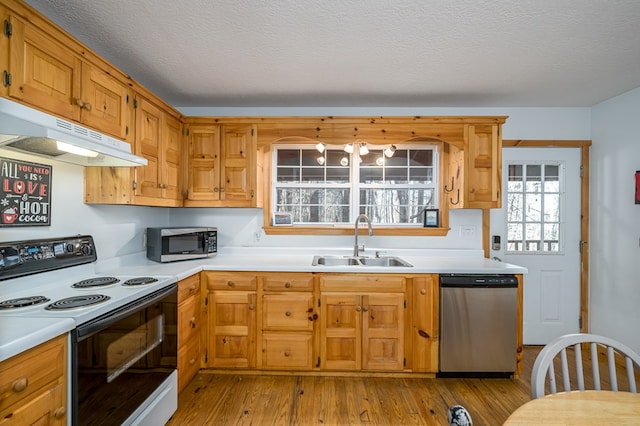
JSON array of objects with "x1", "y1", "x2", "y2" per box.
[{"x1": 167, "y1": 346, "x2": 638, "y2": 425}]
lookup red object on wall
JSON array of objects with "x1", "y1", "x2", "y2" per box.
[{"x1": 636, "y1": 171, "x2": 640, "y2": 204}]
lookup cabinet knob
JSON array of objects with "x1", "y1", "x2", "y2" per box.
[
  {"x1": 285, "y1": 311, "x2": 292, "y2": 317},
  {"x1": 83, "y1": 102, "x2": 92, "y2": 111},
  {"x1": 214, "y1": 187, "x2": 219, "y2": 192},
  {"x1": 355, "y1": 306, "x2": 362, "y2": 312},
  {"x1": 362, "y1": 306, "x2": 369, "y2": 312},
  {"x1": 53, "y1": 407, "x2": 66, "y2": 420},
  {"x1": 189, "y1": 358, "x2": 196, "y2": 365},
  {"x1": 420, "y1": 288, "x2": 427, "y2": 295},
  {"x1": 284, "y1": 282, "x2": 291, "y2": 288},
  {"x1": 220, "y1": 187, "x2": 225, "y2": 192},
  {"x1": 284, "y1": 351, "x2": 291, "y2": 357},
  {"x1": 227, "y1": 280, "x2": 234, "y2": 287},
  {"x1": 469, "y1": 187, "x2": 475, "y2": 193},
  {"x1": 189, "y1": 317, "x2": 196, "y2": 328},
  {"x1": 11, "y1": 377, "x2": 28, "y2": 393},
  {"x1": 248, "y1": 303, "x2": 255, "y2": 311}
]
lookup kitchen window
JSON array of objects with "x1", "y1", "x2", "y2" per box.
[{"x1": 272, "y1": 143, "x2": 438, "y2": 226}]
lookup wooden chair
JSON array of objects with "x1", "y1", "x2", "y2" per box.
[{"x1": 531, "y1": 333, "x2": 640, "y2": 399}]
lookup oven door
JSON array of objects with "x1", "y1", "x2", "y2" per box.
[{"x1": 71, "y1": 284, "x2": 177, "y2": 425}]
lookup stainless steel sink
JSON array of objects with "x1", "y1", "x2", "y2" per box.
[{"x1": 312, "y1": 255, "x2": 412, "y2": 267}]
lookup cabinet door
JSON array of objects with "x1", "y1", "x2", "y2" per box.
[
  {"x1": 8, "y1": 15, "x2": 81, "y2": 121},
  {"x1": 220, "y1": 125, "x2": 256, "y2": 202},
  {"x1": 362, "y1": 293, "x2": 405, "y2": 371},
  {"x1": 411, "y1": 275, "x2": 439, "y2": 372},
  {"x1": 320, "y1": 293, "x2": 361, "y2": 370},
  {"x1": 0, "y1": 382, "x2": 66, "y2": 425},
  {"x1": 465, "y1": 124, "x2": 501, "y2": 208},
  {"x1": 80, "y1": 62, "x2": 133, "y2": 142},
  {"x1": 162, "y1": 114, "x2": 183, "y2": 201},
  {"x1": 187, "y1": 125, "x2": 220, "y2": 201},
  {"x1": 178, "y1": 295, "x2": 200, "y2": 347},
  {"x1": 0, "y1": 5, "x2": 8, "y2": 98},
  {"x1": 208, "y1": 290, "x2": 256, "y2": 368},
  {"x1": 134, "y1": 96, "x2": 162, "y2": 199}
]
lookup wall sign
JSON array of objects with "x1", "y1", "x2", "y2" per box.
[{"x1": 0, "y1": 157, "x2": 52, "y2": 227}]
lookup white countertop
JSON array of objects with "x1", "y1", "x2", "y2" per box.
[
  {"x1": 0, "y1": 317, "x2": 74, "y2": 362},
  {"x1": 96, "y1": 246, "x2": 528, "y2": 278},
  {"x1": 1, "y1": 246, "x2": 526, "y2": 361}
]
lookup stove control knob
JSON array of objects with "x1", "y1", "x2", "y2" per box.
[
  {"x1": 80, "y1": 245, "x2": 93, "y2": 256},
  {"x1": 64, "y1": 243, "x2": 76, "y2": 254}
]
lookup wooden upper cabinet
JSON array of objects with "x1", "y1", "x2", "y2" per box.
[
  {"x1": 0, "y1": 5, "x2": 9, "y2": 98},
  {"x1": 184, "y1": 123, "x2": 257, "y2": 207},
  {"x1": 447, "y1": 123, "x2": 502, "y2": 209},
  {"x1": 186, "y1": 124, "x2": 220, "y2": 202},
  {"x1": 6, "y1": 15, "x2": 133, "y2": 142},
  {"x1": 131, "y1": 95, "x2": 183, "y2": 205},
  {"x1": 221, "y1": 125, "x2": 256, "y2": 203}
]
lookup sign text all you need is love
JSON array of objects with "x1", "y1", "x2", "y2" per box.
[{"x1": 0, "y1": 157, "x2": 52, "y2": 227}]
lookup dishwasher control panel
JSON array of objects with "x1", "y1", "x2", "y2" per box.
[{"x1": 439, "y1": 274, "x2": 518, "y2": 287}]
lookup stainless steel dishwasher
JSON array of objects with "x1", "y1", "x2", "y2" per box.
[{"x1": 438, "y1": 274, "x2": 518, "y2": 377}]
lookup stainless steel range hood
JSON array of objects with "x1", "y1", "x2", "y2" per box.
[{"x1": 0, "y1": 97, "x2": 147, "y2": 167}]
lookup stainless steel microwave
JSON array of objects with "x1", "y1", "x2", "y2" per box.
[{"x1": 146, "y1": 227, "x2": 217, "y2": 262}]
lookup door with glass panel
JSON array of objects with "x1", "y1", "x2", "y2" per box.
[{"x1": 490, "y1": 147, "x2": 581, "y2": 344}]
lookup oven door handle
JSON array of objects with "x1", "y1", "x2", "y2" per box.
[{"x1": 75, "y1": 283, "x2": 177, "y2": 340}]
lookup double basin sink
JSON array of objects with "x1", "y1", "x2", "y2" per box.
[{"x1": 312, "y1": 255, "x2": 413, "y2": 267}]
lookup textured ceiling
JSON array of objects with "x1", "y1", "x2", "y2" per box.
[{"x1": 24, "y1": 0, "x2": 640, "y2": 108}]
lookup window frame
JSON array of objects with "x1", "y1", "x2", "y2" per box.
[{"x1": 262, "y1": 138, "x2": 450, "y2": 236}]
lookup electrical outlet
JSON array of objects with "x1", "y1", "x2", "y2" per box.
[{"x1": 460, "y1": 226, "x2": 476, "y2": 237}]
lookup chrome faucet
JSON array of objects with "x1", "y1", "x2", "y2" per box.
[{"x1": 353, "y1": 214, "x2": 374, "y2": 257}]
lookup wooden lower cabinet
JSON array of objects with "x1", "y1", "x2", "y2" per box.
[
  {"x1": 260, "y1": 273, "x2": 316, "y2": 370},
  {"x1": 0, "y1": 334, "x2": 67, "y2": 425},
  {"x1": 198, "y1": 271, "x2": 443, "y2": 374},
  {"x1": 204, "y1": 272, "x2": 258, "y2": 368},
  {"x1": 177, "y1": 274, "x2": 201, "y2": 392}
]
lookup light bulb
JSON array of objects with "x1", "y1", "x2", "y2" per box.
[
  {"x1": 316, "y1": 142, "x2": 326, "y2": 153},
  {"x1": 344, "y1": 143, "x2": 354, "y2": 154},
  {"x1": 384, "y1": 145, "x2": 396, "y2": 158},
  {"x1": 316, "y1": 155, "x2": 325, "y2": 165},
  {"x1": 376, "y1": 157, "x2": 385, "y2": 166},
  {"x1": 56, "y1": 141, "x2": 99, "y2": 157},
  {"x1": 359, "y1": 143, "x2": 369, "y2": 156},
  {"x1": 340, "y1": 157, "x2": 349, "y2": 166}
]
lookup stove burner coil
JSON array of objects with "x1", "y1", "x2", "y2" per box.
[
  {"x1": 45, "y1": 294, "x2": 110, "y2": 310},
  {"x1": 0, "y1": 296, "x2": 51, "y2": 309},
  {"x1": 122, "y1": 277, "x2": 158, "y2": 286},
  {"x1": 72, "y1": 277, "x2": 120, "y2": 288}
]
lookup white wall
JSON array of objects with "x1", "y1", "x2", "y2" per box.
[{"x1": 590, "y1": 86, "x2": 640, "y2": 353}]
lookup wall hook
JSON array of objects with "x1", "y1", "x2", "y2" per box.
[
  {"x1": 444, "y1": 176, "x2": 454, "y2": 193},
  {"x1": 450, "y1": 189, "x2": 460, "y2": 205}
]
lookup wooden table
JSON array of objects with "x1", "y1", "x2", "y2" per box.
[{"x1": 504, "y1": 390, "x2": 640, "y2": 425}]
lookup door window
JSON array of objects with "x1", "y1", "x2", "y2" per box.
[{"x1": 506, "y1": 162, "x2": 564, "y2": 253}]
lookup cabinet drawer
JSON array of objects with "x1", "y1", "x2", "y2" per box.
[
  {"x1": 0, "y1": 335, "x2": 66, "y2": 413},
  {"x1": 319, "y1": 275, "x2": 405, "y2": 292},
  {"x1": 262, "y1": 333, "x2": 313, "y2": 370},
  {"x1": 262, "y1": 274, "x2": 313, "y2": 291},
  {"x1": 0, "y1": 382, "x2": 65, "y2": 425},
  {"x1": 178, "y1": 274, "x2": 201, "y2": 304},
  {"x1": 177, "y1": 337, "x2": 200, "y2": 392},
  {"x1": 263, "y1": 294, "x2": 314, "y2": 331},
  {"x1": 206, "y1": 272, "x2": 257, "y2": 290},
  {"x1": 178, "y1": 295, "x2": 200, "y2": 347}
]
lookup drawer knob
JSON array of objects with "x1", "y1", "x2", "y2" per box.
[
  {"x1": 284, "y1": 282, "x2": 291, "y2": 288},
  {"x1": 53, "y1": 407, "x2": 66, "y2": 420},
  {"x1": 12, "y1": 377, "x2": 28, "y2": 393},
  {"x1": 190, "y1": 317, "x2": 196, "y2": 328},
  {"x1": 284, "y1": 351, "x2": 291, "y2": 357},
  {"x1": 420, "y1": 288, "x2": 427, "y2": 295},
  {"x1": 227, "y1": 280, "x2": 234, "y2": 287},
  {"x1": 285, "y1": 311, "x2": 292, "y2": 317}
]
